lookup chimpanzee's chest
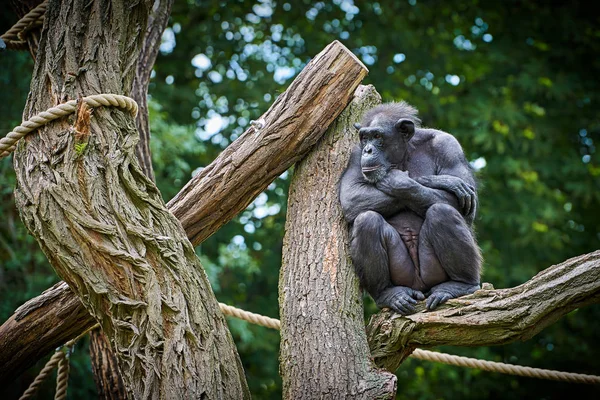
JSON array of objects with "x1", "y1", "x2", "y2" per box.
[{"x1": 403, "y1": 152, "x2": 437, "y2": 178}]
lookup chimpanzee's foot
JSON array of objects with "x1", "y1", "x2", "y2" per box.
[
  {"x1": 376, "y1": 286, "x2": 425, "y2": 315},
  {"x1": 425, "y1": 281, "x2": 480, "y2": 310}
]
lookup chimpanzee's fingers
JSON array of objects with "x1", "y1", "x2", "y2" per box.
[
  {"x1": 463, "y1": 191, "x2": 472, "y2": 216},
  {"x1": 456, "y1": 185, "x2": 467, "y2": 209},
  {"x1": 467, "y1": 184, "x2": 476, "y2": 196},
  {"x1": 411, "y1": 289, "x2": 425, "y2": 300},
  {"x1": 467, "y1": 192, "x2": 477, "y2": 216}
]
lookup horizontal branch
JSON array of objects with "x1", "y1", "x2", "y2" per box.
[
  {"x1": 0, "y1": 40, "x2": 367, "y2": 383},
  {"x1": 366, "y1": 250, "x2": 600, "y2": 371}
]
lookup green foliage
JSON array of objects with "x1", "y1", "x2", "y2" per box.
[
  {"x1": 1, "y1": 0, "x2": 600, "y2": 399},
  {"x1": 74, "y1": 142, "x2": 87, "y2": 156}
]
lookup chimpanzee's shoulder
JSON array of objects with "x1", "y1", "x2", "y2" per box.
[{"x1": 416, "y1": 129, "x2": 462, "y2": 151}]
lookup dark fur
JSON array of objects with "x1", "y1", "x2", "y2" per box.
[{"x1": 339, "y1": 102, "x2": 482, "y2": 314}]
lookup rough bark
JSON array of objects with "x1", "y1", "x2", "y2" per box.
[
  {"x1": 279, "y1": 85, "x2": 397, "y2": 399},
  {"x1": 131, "y1": 0, "x2": 173, "y2": 181},
  {"x1": 88, "y1": 1, "x2": 172, "y2": 397},
  {"x1": 168, "y1": 40, "x2": 369, "y2": 245},
  {"x1": 89, "y1": 327, "x2": 129, "y2": 400},
  {"x1": 0, "y1": 40, "x2": 367, "y2": 383},
  {"x1": 367, "y1": 250, "x2": 600, "y2": 371},
  {"x1": 11, "y1": 1, "x2": 248, "y2": 398}
]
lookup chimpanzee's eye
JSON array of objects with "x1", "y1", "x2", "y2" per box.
[{"x1": 374, "y1": 133, "x2": 381, "y2": 140}]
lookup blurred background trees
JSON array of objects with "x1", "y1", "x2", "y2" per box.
[{"x1": 1, "y1": 0, "x2": 598, "y2": 398}]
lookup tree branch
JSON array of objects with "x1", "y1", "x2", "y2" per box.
[
  {"x1": 168, "y1": 40, "x2": 369, "y2": 245},
  {"x1": 366, "y1": 250, "x2": 600, "y2": 372}
]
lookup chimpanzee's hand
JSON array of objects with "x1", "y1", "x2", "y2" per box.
[
  {"x1": 416, "y1": 175, "x2": 475, "y2": 216},
  {"x1": 375, "y1": 286, "x2": 425, "y2": 315},
  {"x1": 375, "y1": 169, "x2": 415, "y2": 196}
]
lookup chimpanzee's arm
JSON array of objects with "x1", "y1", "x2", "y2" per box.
[
  {"x1": 376, "y1": 133, "x2": 476, "y2": 221},
  {"x1": 415, "y1": 175, "x2": 476, "y2": 219},
  {"x1": 339, "y1": 148, "x2": 407, "y2": 223}
]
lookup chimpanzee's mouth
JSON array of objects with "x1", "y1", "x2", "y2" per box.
[{"x1": 361, "y1": 165, "x2": 382, "y2": 172}]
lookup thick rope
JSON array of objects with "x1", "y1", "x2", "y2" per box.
[
  {"x1": 411, "y1": 349, "x2": 600, "y2": 385},
  {"x1": 54, "y1": 347, "x2": 70, "y2": 400},
  {"x1": 219, "y1": 302, "x2": 281, "y2": 330},
  {"x1": 18, "y1": 351, "x2": 64, "y2": 400},
  {"x1": 217, "y1": 302, "x2": 600, "y2": 385},
  {"x1": 1, "y1": 0, "x2": 48, "y2": 50},
  {"x1": 0, "y1": 94, "x2": 138, "y2": 159},
  {"x1": 18, "y1": 324, "x2": 99, "y2": 400}
]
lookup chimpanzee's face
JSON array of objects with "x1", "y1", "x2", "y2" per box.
[{"x1": 356, "y1": 114, "x2": 415, "y2": 183}]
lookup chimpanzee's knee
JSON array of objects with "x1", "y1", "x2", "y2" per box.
[
  {"x1": 352, "y1": 210, "x2": 385, "y2": 238},
  {"x1": 424, "y1": 203, "x2": 464, "y2": 229}
]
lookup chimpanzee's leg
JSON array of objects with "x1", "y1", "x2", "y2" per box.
[
  {"x1": 350, "y1": 211, "x2": 425, "y2": 315},
  {"x1": 418, "y1": 203, "x2": 482, "y2": 310}
]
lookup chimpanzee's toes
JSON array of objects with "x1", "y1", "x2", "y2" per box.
[
  {"x1": 392, "y1": 298, "x2": 415, "y2": 315},
  {"x1": 426, "y1": 291, "x2": 453, "y2": 310},
  {"x1": 411, "y1": 289, "x2": 425, "y2": 300}
]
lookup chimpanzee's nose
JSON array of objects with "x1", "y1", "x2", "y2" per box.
[{"x1": 364, "y1": 144, "x2": 373, "y2": 154}]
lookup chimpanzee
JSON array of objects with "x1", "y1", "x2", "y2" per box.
[{"x1": 339, "y1": 102, "x2": 482, "y2": 315}]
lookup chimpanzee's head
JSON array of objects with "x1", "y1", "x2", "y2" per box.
[{"x1": 354, "y1": 102, "x2": 421, "y2": 183}]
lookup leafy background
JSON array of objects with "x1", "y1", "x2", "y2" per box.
[{"x1": 1, "y1": 0, "x2": 599, "y2": 399}]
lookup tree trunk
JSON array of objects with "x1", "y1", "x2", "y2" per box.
[
  {"x1": 367, "y1": 250, "x2": 600, "y2": 371},
  {"x1": 279, "y1": 85, "x2": 397, "y2": 399},
  {"x1": 12, "y1": 0, "x2": 248, "y2": 398},
  {"x1": 130, "y1": 0, "x2": 173, "y2": 182},
  {"x1": 89, "y1": 328, "x2": 128, "y2": 400},
  {"x1": 0, "y1": 39, "x2": 368, "y2": 383},
  {"x1": 87, "y1": 1, "x2": 173, "y2": 397}
]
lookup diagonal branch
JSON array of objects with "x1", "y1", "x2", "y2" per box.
[{"x1": 367, "y1": 250, "x2": 600, "y2": 372}]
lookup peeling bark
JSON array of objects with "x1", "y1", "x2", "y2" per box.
[
  {"x1": 130, "y1": 0, "x2": 173, "y2": 181},
  {"x1": 367, "y1": 250, "x2": 600, "y2": 371},
  {"x1": 279, "y1": 85, "x2": 397, "y2": 399},
  {"x1": 11, "y1": 1, "x2": 248, "y2": 398},
  {"x1": 88, "y1": 1, "x2": 174, "y2": 396}
]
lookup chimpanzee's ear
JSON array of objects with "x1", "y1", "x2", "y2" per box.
[
  {"x1": 395, "y1": 119, "x2": 415, "y2": 141},
  {"x1": 353, "y1": 123, "x2": 362, "y2": 131}
]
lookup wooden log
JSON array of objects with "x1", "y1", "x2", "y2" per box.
[
  {"x1": 367, "y1": 250, "x2": 600, "y2": 372},
  {"x1": 0, "y1": 282, "x2": 96, "y2": 381},
  {"x1": 168, "y1": 40, "x2": 369, "y2": 246},
  {"x1": 279, "y1": 85, "x2": 397, "y2": 399},
  {"x1": 0, "y1": 40, "x2": 368, "y2": 383}
]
